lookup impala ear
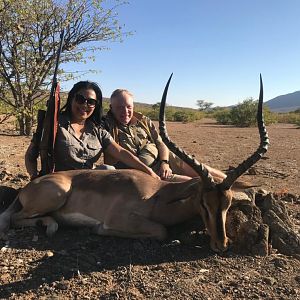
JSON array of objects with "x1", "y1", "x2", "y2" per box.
[{"x1": 230, "y1": 180, "x2": 260, "y2": 192}]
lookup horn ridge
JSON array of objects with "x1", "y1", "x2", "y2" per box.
[
  {"x1": 219, "y1": 74, "x2": 270, "y2": 190},
  {"x1": 159, "y1": 74, "x2": 214, "y2": 185}
]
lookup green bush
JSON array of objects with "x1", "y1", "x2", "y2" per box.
[
  {"x1": 173, "y1": 111, "x2": 195, "y2": 122},
  {"x1": 214, "y1": 98, "x2": 277, "y2": 127},
  {"x1": 214, "y1": 108, "x2": 231, "y2": 125},
  {"x1": 230, "y1": 98, "x2": 257, "y2": 127},
  {"x1": 140, "y1": 106, "x2": 203, "y2": 123},
  {"x1": 276, "y1": 112, "x2": 300, "y2": 125}
]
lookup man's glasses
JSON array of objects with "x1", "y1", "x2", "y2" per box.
[{"x1": 75, "y1": 94, "x2": 97, "y2": 107}]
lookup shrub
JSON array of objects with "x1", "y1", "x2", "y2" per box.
[
  {"x1": 260, "y1": 106, "x2": 278, "y2": 125},
  {"x1": 230, "y1": 98, "x2": 257, "y2": 127},
  {"x1": 214, "y1": 108, "x2": 231, "y2": 125},
  {"x1": 214, "y1": 98, "x2": 277, "y2": 127},
  {"x1": 173, "y1": 111, "x2": 195, "y2": 122},
  {"x1": 276, "y1": 112, "x2": 300, "y2": 125},
  {"x1": 140, "y1": 106, "x2": 203, "y2": 123}
]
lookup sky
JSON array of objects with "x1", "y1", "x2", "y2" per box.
[{"x1": 62, "y1": 0, "x2": 300, "y2": 109}]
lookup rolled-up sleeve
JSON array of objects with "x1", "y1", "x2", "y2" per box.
[{"x1": 98, "y1": 128, "x2": 114, "y2": 150}]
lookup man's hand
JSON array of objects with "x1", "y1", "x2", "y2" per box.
[{"x1": 159, "y1": 162, "x2": 173, "y2": 180}]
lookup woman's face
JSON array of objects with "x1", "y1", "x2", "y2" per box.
[{"x1": 71, "y1": 88, "x2": 97, "y2": 123}]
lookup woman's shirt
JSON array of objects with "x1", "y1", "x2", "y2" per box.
[{"x1": 54, "y1": 114, "x2": 113, "y2": 171}]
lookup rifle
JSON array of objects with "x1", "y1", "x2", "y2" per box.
[{"x1": 38, "y1": 30, "x2": 65, "y2": 176}]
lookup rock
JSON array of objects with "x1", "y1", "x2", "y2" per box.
[
  {"x1": 232, "y1": 191, "x2": 253, "y2": 202},
  {"x1": 228, "y1": 192, "x2": 300, "y2": 256},
  {"x1": 257, "y1": 193, "x2": 300, "y2": 256},
  {"x1": 1, "y1": 273, "x2": 11, "y2": 281},
  {"x1": 257, "y1": 193, "x2": 294, "y2": 227},
  {"x1": 1, "y1": 246, "x2": 9, "y2": 252},
  {"x1": 226, "y1": 198, "x2": 269, "y2": 256},
  {"x1": 273, "y1": 192, "x2": 300, "y2": 204},
  {"x1": 226, "y1": 209, "x2": 249, "y2": 239},
  {"x1": 55, "y1": 282, "x2": 69, "y2": 290},
  {"x1": 45, "y1": 251, "x2": 54, "y2": 257},
  {"x1": 232, "y1": 220, "x2": 269, "y2": 256},
  {"x1": 247, "y1": 167, "x2": 258, "y2": 175},
  {"x1": 263, "y1": 276, "x2": 277, "y2": 285},
  {"x1": 271, "y1": 257, "x2": 288, "y2": 269}
]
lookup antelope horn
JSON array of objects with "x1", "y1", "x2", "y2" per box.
[
  {"x1": 159, "y1": 74, "x2": 215, "y2": 186},
  {"x1": 219, "y1": 74, "x2": 270, "y2": 190}
]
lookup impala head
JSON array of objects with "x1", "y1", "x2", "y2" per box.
[
  {"x1": 198, "y1": 187, "x2": 232, "y2": 252},
  {"x1": 159, "y1": 74, "x2": 269, "y2": 252}
]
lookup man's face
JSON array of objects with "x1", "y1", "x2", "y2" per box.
[{"x1": 110, "y1": 93, "x2": 134, "y2": 125}]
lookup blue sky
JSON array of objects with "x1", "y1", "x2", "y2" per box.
[{"x1": 62, "y1": 0, "x2": 300, "y2": 108}]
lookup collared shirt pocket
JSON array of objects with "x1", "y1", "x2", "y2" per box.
[{"x1": 86, "y1": 139, "x2": 102, "y2": 159}]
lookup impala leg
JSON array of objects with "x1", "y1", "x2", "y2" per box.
[
  {"x1": 93, "y1": 214, "x2": 167, "y2": 240},
  {"x1": 11, "y1": 211, "x2": 59, "y2": 236},
  {"x1": 19, "y1": 175, "x2": 71, "y2": 215}
]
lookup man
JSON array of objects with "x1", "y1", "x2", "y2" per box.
[{"x1": 104, "y1": 89, "x2": 226, "y2": 181}]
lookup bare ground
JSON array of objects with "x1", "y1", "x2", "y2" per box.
[{"x1": 0, "y1": 119, "x2": 300, "y2": 299}]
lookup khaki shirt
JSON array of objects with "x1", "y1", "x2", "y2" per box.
[
  {"x1": 104, "y1": 111, "x2": 161, "y2": 166},
  {"x1": 54, "y1": 114, "x2": 113, "y2": 171}
]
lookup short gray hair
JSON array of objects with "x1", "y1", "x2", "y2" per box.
[{"x1": 110, "y1": 89, "x2": 133, "y2": 102}]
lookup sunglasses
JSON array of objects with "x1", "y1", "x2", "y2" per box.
[{"x1": 75, "y1": 94, "x2": 97, "y2": 107}]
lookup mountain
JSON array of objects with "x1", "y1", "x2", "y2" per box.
[{"x1": 265, "y1": 91, "x2": 300, "y2": 112}]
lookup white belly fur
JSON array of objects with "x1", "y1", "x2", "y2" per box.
[{"x1": 53, "y1": 212, "x2": 101, "y2": 227}]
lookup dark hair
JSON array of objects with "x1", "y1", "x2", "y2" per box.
[{"x1": 61, "y1": 81, "x2": 103, "y2": 125}]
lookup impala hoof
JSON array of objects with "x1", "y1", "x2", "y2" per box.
[{"x1": 210, "y1": 237, "x2": 229, "y2": 253}]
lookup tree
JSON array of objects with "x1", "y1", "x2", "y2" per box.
[
  {"x1": 151, "y1": 102, "x2": 161, "y2": 110},
  {"x1": 0, "y1": 0, "x2": 129, "y2": 135},
  {"x1": 196, "y1": 99, "x2": 213, "y2": 111}
]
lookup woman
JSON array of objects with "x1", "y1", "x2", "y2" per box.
[{"x1": 25, "y1": 81, "x2": 159, "y2": 180}]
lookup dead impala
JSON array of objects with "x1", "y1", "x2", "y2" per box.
[{"x1": 0, "y1": 75, "x2": 269, "y2": 252}]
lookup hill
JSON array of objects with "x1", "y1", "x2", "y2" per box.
[{"x1": 265, "y1": 91, "x2": 300, "y2": 112}]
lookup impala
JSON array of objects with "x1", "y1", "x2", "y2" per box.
[{"x1": 0, "y1": 75, "x2": 269, "y2": 252}]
